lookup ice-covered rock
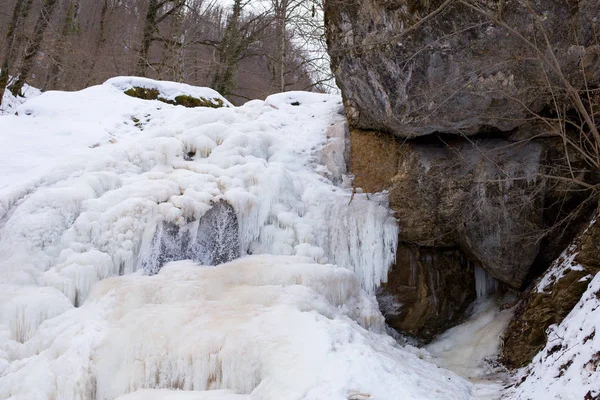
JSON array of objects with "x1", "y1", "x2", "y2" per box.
[{"x1": 142, "y1": 200, "x2": 241, "y2": 275}]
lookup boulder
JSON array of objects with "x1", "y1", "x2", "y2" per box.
[
  {"x1": 325, "y1": 0, "x2": 600, "y2": 137},
  {"x1": 351, "y1": 129, "x2": 567, "y2": 287}
]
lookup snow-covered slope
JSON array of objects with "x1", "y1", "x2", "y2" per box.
[
  {"x1": 507, "y1": 268, "x2": 600, "y2": 399},
  {"x1": 0, "y1": 78, "x2": 478, "y2": 399},
  {"x1": 0, "y1": 77, "x2": 229, "y2": 189}
]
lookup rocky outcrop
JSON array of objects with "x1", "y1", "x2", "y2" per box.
[
  {"x1": 327, "y1": 0, "x2": 600, "y2": 344},
  {"x1": 502, "y1": 211, "x2": 600, "y2": 367},
  {"x1": 377, "y1": 245, "x2": 476, "y2": 341},
  {"x1": 350, "y1": 128, "x2": 592, "y2": 336},
  {"x1": 351, "y1": 129, "x2": 588, "y2": 288},
  {"x1": 142, "y1": 200, "x2": 240, "y2": 274},
  {"x1": 325, "y1": 0, "x2": 600, "y2": 137}
]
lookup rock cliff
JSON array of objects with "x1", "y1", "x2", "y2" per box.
[
  {"x1": 325, "y1": 0, "x2": 600, "y2": 137},
  {"x1": 326, "y1": 0, "x2": 600, "y2": 344}
]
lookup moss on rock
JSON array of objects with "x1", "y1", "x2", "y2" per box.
[
  {"x1": 124, "y1": 87, "x2": 160, "y2": 100},
  {"x1": 123, "y1": 86, "x2": 225, "y2": 108},
  {"x1": 174, "y1": 95, "x2": 224, "y2": 108}
]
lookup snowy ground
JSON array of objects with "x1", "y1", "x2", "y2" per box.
[
  {"x1": 506, "y1": 248, "x2": 600, "y2": 400},
  {"x1": 0, "y1": 81, "x2": 41, "y2": 116},
  {"x1": 0, "y1": 78, "x2": 479, "y2": 399}
]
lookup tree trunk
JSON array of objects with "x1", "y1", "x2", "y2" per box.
[
  {"x1": 0, "y1": 0, "x2": 34, "y2": 106},
  {"x1": 211, "y1": 0, "x2": 243, "y2": 96},
  {"x1": 274, "y1": 0, "x2": 288, "y2": 93},
  {"x1": 136, "y1": 0, "x2": 160, "y2": 77},
  {"x1": 47, "y1": 0, "x2": 81, "y2": 90},
  {"x1": 9, "y1": 0, "x2": 60, "y2": 97},
  {"x1": 86, "y1": 0, "x2": 109, "y2": 86}
]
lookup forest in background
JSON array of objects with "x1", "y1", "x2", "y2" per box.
[{"x1": 0, "y1": 0, "x2": 330, "y2": 105}]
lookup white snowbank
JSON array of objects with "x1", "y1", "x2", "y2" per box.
[
  {"x1": 508, "y1": 272, "x2": 600, "y2": 399},
  {"x1": 0, "y1": 79, "x2": 41, "y2": 115},
  {"x1": 0, "y1": 256, "x2": 473, "y2": 400},
  {"x1": 0, "y1": 78, "x2": 232, "y2": 189},
  {"x1": 105, "y1": 76, "x2": 233, "y2": 107}
]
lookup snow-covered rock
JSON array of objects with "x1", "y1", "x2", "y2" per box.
[
  {"x1": 507, "y1": 272, "x2": 600, "y2": 399},
  {"x1": 106, "y1": 76, "x2": 233, "y2": 108}
]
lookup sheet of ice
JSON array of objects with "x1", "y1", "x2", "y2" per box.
[
  {"x1": 0, "y1": 79, "x2": 421, "y2": 399},
  {"x1": 116, "y1": 389, "x2": 251, "y2": 400},
  {"x1": 507, "y1": 272, "x2": 600, "y2": 400},
  {"x1": 426, "y1": 299, "x2": 515, "y2": 400},
  {"x1": 475, "y1": 266, "x2": 500, "y2": 299},
  {"x1": 0, "y1": 256, "x2": 474, "y2": 400}
]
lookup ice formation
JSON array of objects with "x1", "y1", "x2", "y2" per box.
[
  {"x1": 0, "y1": 79, "x2": 473, "y2": 400},
  {"x1": 474, "y1": 266, "x2": 500, "y2": 299},
  {"x1": 426, "y1": 299, "x2": 514, "y2": 399},
  {"x1": 0, "y1": 81, "x2": 398, "y2": 309},
  {"x1": 141, "y1": 200, "x2": 241, "y2": 274},
  {"x1": 0, "y1": 256, "x2": 474, "y2": 400}
]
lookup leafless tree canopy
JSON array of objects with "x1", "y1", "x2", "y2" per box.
[{"x1": 0, "y1": 0, "x2": 331, "y2": 105}]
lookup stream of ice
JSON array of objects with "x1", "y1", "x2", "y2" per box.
[{"x1": 426, "y1": 286, "x2": 515, "y2": 400}]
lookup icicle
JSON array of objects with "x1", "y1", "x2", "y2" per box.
[{"x1": 474, "y1": 266, "x2": 499, "y2": 299}]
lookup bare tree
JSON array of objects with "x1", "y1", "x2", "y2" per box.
[
  {"x1": 46, "y1": 0, "x2": 81, "y2": 90},
  {"x1": 9, "y1": 0, "x2": 61, "y2": 97},
  {"x1": 135, "y1": 0, "x2": 186, "y2": 77},
  {"x1": 0, "y1": 0, "x2": 34, "y2": 106},
  {"x1": 209, "y1": 0, "x2": 270, "y2": 97}
]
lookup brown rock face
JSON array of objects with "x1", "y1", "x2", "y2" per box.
[
  {"x1": 377, "y1": 245, "x2": 476, "y2": 341},
  {"x1": 325, "y1": 0, "x2": 600, "y2": 137},
  {"x1": 351, "y1": 129, "x2": 584, "y2": 288},
  {"x1": 502, "y1": 213, "x2": 600, "y2": 367},
  {"x1": 350, "y1": 129, "x2": 592, "y2": 337}
]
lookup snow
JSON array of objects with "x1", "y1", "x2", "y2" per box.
[
  {"x1": 0, "y1": 256, "x2": 474, "y2": 400},
  {"x1": 0, "y1": 83, "x2": 397, "y2": 305},
  {"x1": 0, "y1": 77, "x2": 229, "y2": 189},
  {"x1": 508, "y1": 272, "x2": 600, "y2": 399},
  {"x1": 0, "y1": 80, "x2": 41, "y2": 115},
  {"x1": 0, "y1": 78, "x2": 473, "y2": 399}
]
